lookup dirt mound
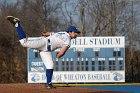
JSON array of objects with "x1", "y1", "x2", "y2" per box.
[{"x1": 0, "y1": 83, "x2": 128, "y2": 93}]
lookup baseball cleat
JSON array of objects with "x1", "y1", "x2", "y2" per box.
[
  {"x1": 46, "y1": 84, "x2": 56, "y2": 89},
  {"x1": 6, "y1": 16, "x2": 20, "y2": 25}
]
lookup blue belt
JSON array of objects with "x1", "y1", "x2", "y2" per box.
[{"x1": 47, "y1": 39, "x2": 51, "y2": 51}]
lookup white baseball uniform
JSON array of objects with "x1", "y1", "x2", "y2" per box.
[{"x1": 19, "y1": 32, "x2": 71, "y2": 69}]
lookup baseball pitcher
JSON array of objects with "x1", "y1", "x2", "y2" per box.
[{"x1": 6, "y1": 16, "x2": 80, "y2": 89}]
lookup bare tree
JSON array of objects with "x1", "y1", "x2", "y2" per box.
[
  {"x1": 29, "y1": 0, "x2": 61, "y2": 32},
  {"x1": 59, "y1": 0, "x2": 80, "y2": 28},
  {"x1": 78, "y1": 0, "x2": 86, "y2": 36}
]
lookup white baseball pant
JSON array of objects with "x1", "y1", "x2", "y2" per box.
[{"x1": 19, "y1": 37, "x2": 54, "y2": 69}]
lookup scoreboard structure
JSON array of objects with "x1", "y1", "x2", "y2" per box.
[{"x1": 27, "y1": 37, "x2": 125, "y2": 83}]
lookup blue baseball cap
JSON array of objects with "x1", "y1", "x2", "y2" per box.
[{"x1": 67, "y1": 26, "x2": 80, "y2": 34}]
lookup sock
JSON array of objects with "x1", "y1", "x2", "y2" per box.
[
  {"x1": 15, "y1": 23, "x2": 26, "y2": 40},
  {"x1": 46, "y1": 69, "x2": 53, "y2": 85}
]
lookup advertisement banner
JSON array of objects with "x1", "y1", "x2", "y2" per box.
[{"x1": 28, "y1": 71, "x2": 125, "y2": 83}]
